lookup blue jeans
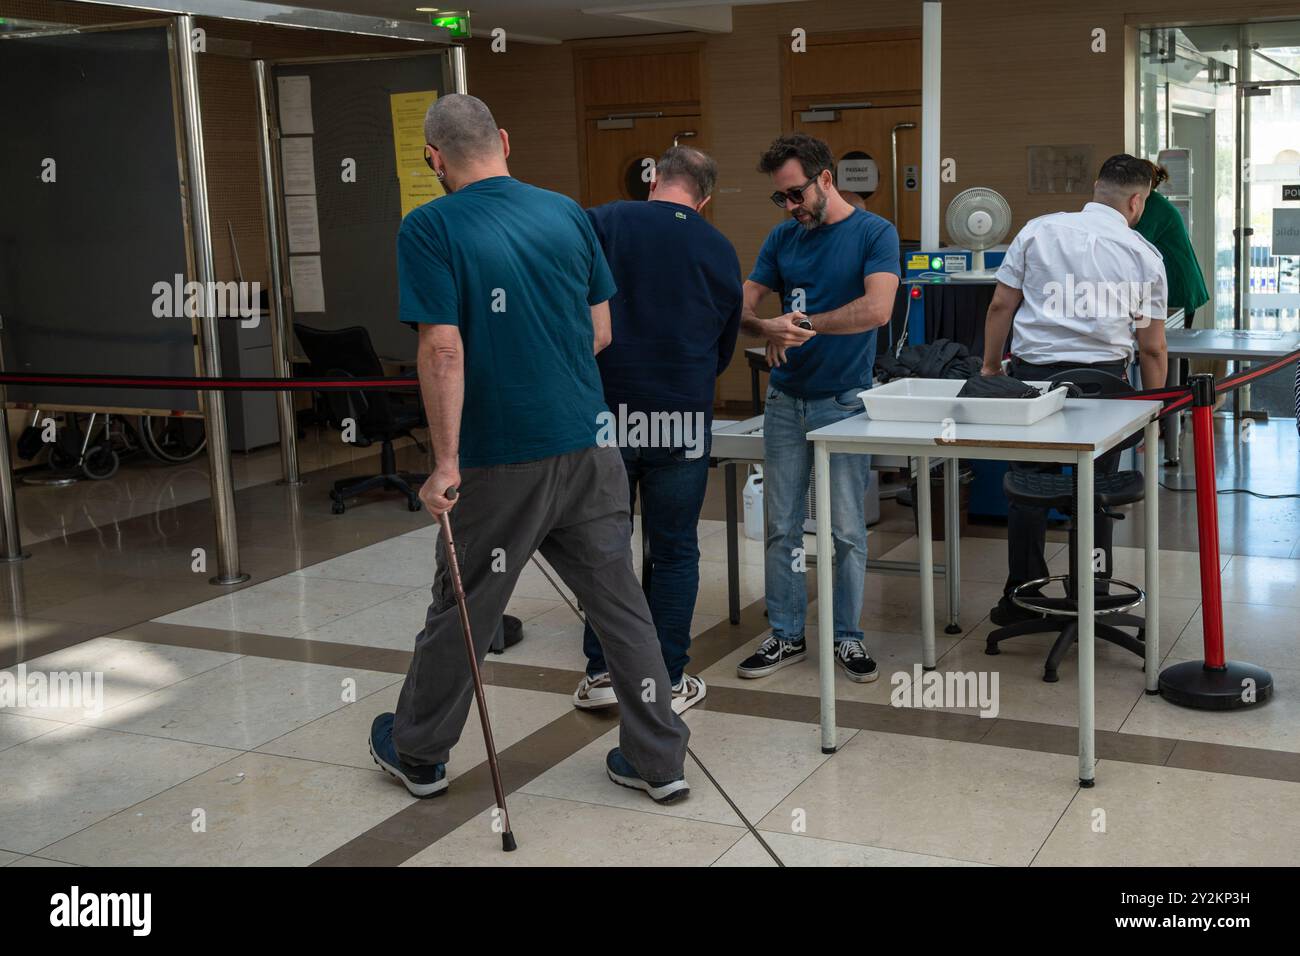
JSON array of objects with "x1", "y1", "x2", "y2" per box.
[
  {"x1": 583, "y1": 437, "x2": 711, "y2": 684},
  {"x1": 762, "y1": 383, "x2": 870, "y2": 644}
]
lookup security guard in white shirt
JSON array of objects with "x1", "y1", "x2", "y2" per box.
[{"x1": 980, "y1": 154, "x2": 1170, "y2": 625}]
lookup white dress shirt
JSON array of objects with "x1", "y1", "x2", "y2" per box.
[{"x1": 995, "y1": 201, "x2": 1168, "y2": 365}]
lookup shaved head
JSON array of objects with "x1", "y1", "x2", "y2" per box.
[{"x1": 423, "y1": 93, "x2": 503, "y2": 163}]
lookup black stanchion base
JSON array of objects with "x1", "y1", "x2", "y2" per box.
[
  {"x1": 944, "y1": 624, "x2": 962, "y2": 635},
  {"x1": 1159, "y1": 659, "x2": 1274, "y2": 710}
]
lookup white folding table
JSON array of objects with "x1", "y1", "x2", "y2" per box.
[
  {"x1": 807, "y1": 398, "x2": 1163, "y2": 786},
  {"x1": 1164, "y1": 328, "x2": 1300, "y2": 465}
]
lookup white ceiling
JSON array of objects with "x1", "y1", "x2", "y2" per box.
[{"x1": 282, "y1": 0, "x2": 792, "y2": 43}]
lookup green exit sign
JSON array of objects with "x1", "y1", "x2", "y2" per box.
[{"x1": 431, "y1": 13, "x2": 471, "y2": 39}]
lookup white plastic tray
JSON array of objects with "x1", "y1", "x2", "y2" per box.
[{"x1": 857, "y1": 378, "x2": 1067, "y2": 427}]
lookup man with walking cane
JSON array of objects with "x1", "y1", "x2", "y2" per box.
[{"x1": 368, "y1": 94, "x2": 691, "y2": 814}]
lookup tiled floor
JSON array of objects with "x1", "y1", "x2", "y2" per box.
[{"x1": 2, "y1": 419, "x2": 1298, "y2": 866}]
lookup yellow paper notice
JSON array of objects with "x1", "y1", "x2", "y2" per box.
[{"x1": 391, "y1": 90, "x2": 445, "y2": 216}]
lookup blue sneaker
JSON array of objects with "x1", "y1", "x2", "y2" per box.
[
  {"x1": 369, "y1": 713, "x2": 448, "y2": 799},
  {"x1": 605, "y1": 747, "x2": 689, "y2": 804}
]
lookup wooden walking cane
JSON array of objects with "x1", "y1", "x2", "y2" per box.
[{"x1": 439, "y1": 487, "x2": 517, "y2": 852}]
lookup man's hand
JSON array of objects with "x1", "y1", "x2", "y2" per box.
[
  {"x1": 420, "y1": 465, "x2": 462, "y2": 517},
  {"x1": 764, "y1": 312, "x2": 816, "y2": 350}
]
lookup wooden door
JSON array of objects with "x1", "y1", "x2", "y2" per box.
[
  {"x1": 792, "y1": 106, "x2": 921, "y2": 241},
  {"x1": 584, "y1": 115, "x2": 705, "y2": 206}
]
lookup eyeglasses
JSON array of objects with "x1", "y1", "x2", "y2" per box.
[{"x1": 769, "y1": 175, "x2": 823, "y2": 209}]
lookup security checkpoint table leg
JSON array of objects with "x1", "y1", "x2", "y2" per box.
[
  {"x1": 725, "y1": 462, "x2": 740, "y2": 625},
  {"x1": 1143, "y1": 419, "x2": 1160, "y2": 693},
  {"x1": 916, "y1": 456, "x2": 936, "y2": 670},
  {"x1": 1077, "y1": 453, "x2": 1096, "y2": 787},
  {"x1": 1166, "y1": 358, "x2": 1182, "y2": 467},
  {"x1": 815, "y1": 441, "x2": 836, "y2": 753},
  {"x1": 943, "y1": 456, "x2": 961, "y2": 634}
]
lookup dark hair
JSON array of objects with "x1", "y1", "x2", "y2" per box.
[
  {"x1": 757, "y1": 133, "x2": 833, "y2": 179},
  {"x1": 656, "y1": 146, "x2": 717, "y2": 202},
  {"x1": 1096, "y1": 154, "x2": 1156, "y2": 191},
  {"x1": 1149, "y1": 162, "x2": 1170, "y2": 188}
]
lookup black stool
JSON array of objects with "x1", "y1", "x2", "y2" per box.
[{"x1": 985, "y1": 369, "x2": 1148, "y2": 682}]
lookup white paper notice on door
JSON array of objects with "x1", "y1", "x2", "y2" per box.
[
  {"x1": 280, "y1": 137, "x2": 317, "y2": 195},
  {"x1": 284, "y1": 194, "x2": 321, "y2": 253},
  {"x1": 277, "y1": 75, "x2": 313, "y2": 135},
  {"x1": 289, "y1": 255, "x2": 326, "y2": 313}
]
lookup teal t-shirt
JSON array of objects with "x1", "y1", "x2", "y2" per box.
[{"x1": 397, "y1": 176, "x2": 617, "y2": 468}]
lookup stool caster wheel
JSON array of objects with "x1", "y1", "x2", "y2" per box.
[
  {"x1": 331, "y1": 501, "x2": 345, "y2": 515},
  {"x1": 1042, "y1": 669, "x2": 1059, "y2": 683},
  {"x1": 407, "y1": 499, "x2": 421, "y2": 512},
  {"x1": 984, "y1": 642, "x2": 1000, "y2": 656}
]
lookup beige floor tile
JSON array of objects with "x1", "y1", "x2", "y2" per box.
[
  {"x1": 84, "y1": 656, "x2": 401, "y2": 750},
  {"x1": 1120, "y1": 663, "x2": 1300, "y2": 753},
  {"x1": 293, "y1": 587, "x2": 430, "y2": 651},
  {"x1": 1219, "y1": 555, "x2": 1300, "y2": 608},
  {"x1": 297, "y1": 535, "x2": 438, "y2": 589},
  {"x1": 1, "y1": 636, "x2": 241, "y2": 724},
  {"x1": 403, "y1": 792, "x2": 745, "y2": 866},
  {"x1": 932, "y1": 634, "x2": 1147, "y2": 730},
  {"x1": 39, "y1": 751, "x2": 419, "y2": 866},
  {"x1": 0, "y1": 712, "x2": 66, "y2": 750},
  {"x1": 257, "y1": 683, "x2": 574, "y2": 783},
  {"x1": 154, "y1": 574, "x2": 411, "y2": 637},
  {"x1": 6, "y1": 855, "x2": 78, "y2": 867},
  {"x1": 693, "y1": 558, "x2": 767, "y2": 617},
  {"x1": 521, "y1": 713, "x2": 856, "y2": 828},
  {"x1": 759, "y1": 729, "x2": 1081, "y2": 866},
  {"x1": 0, "y1": 850, "x2": 23, "y2": 866},
  {"x1": 1033, "y1": 759, "x2": 1300, "y2": 866},
  {"x1": 716, "y1": 830, "x2": 990, "y2": 867},
  {"x1": 1165, "y1": 601, "x2": 1300, "y2": 670},
  {"x1": 0, "y1": 724, "x2": 238, "y2": 854}
]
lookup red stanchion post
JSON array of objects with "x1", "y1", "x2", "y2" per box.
[{"x1": 1158, "y1": 374, "x2": 1273, "y2": 710}]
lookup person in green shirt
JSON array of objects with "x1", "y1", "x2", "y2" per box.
[
  {"x1": 1137, "y1": 163, "x2": 1210, "y2": 329},
  {"x1": 1139, "y1": 163, "x2": 1212, "y2": 423}
]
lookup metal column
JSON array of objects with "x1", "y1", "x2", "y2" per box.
[
  {"x1": 450, "y1": 45, "x2": 468, "y2": 95},
  {"x1": 177, "y1": 14, "x2": 249, "y2": 586},
  {"x1": 943, "y1": 456, "x2": 960, "y2": 633},
  {"x1": 0, "y1": 413, "x2": 28, "y2": 564},
  {"x1": 253, "y1": 59, "x2": 301, "y2": 487}
]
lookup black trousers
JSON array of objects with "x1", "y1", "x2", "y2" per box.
[{"x1": 1004, "y1": 357, "x2": 1128, "y2": 599}]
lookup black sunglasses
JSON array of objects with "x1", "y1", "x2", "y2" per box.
[{"x1": 769, "y1": 174, "x2": 823, "y2": 209}]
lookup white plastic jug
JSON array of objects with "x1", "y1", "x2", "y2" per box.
[{"x1": 742, "y1": 467, "x2": 764, "y2": 541}]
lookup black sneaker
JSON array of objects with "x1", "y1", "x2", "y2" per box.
[
  {"x1": 736, "y1": 633, "x2": 806, "y2": 679},
  {"x1": 835, "y1": 639, "x2": 878, "y2": 683}
]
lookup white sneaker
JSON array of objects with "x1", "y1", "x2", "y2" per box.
[
  {"x1": 671, "y1": 674, "x2": 707, "y2": 714},
  {"x1": 573, "y1": 672, "x2": 618, "y2": 710}
]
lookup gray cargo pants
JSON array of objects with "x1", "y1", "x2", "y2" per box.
[{"x1": 392, "y1": 444, "x2": 690, "y2": 782}]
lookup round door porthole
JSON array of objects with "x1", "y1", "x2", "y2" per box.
[
  {"x1": 623, "y1": 157, "x2": 654, "y2": 200},
  {"x1": 836, "y1": 150, "x2": 879, "y2": 199}
]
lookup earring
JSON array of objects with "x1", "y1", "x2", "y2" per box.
[{"x1": 435, "y1": 169, "x2": 445, "y2": 180}]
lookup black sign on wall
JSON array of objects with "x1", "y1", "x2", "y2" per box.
[{"x1": 1284, "y1": 184, "x2": 1300, "y2": 201}]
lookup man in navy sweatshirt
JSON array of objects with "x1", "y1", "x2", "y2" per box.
[{"x1": 573, "y1": 146, "x2": 742, "y2": 715}]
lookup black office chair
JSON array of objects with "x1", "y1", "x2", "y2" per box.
[
  {"x1": 294, "y1": 323, "x2": 428, "y2": 514},
  {"x1": 985, "y1": 368, "x2": 1147, "y2": 682}
]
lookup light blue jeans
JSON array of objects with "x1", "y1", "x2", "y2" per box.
[{"x1": 762, "y1": 383, "x2": 871, "y2": 645}]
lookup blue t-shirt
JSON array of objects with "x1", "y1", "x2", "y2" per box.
[
  {"x1": 586, "y1": 200, "x2": 742, "y2": 423},
  {"x1": 749, "y1": 210, "x2": 901, "y2": 399},
  {"x1": 397, "y1": 176, "x2": 616, "y2": 468}
]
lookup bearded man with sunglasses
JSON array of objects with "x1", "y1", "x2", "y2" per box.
[{"x1": 736, "y1": 133, "x2": 901, "y2": 684}]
